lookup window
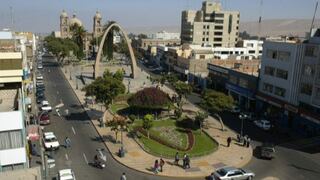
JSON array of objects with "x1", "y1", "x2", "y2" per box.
[
  {"x1": 264, "y1": 66, "x2": 275, "y2": 76},
  {"x1": 203, "y1": 31, "x2": 206, "y2": 35},
  {"x1": 207, "y1": 25, "x2": 210, "y2": 29},
  {"x1": 202, "y1": 38, "x2": 205, "y2": 42},
  {"x1": 214, "y1": 44, "x2": 222, "y2": 47},
  {"x1": 207, "y1": 31, "x2": 209, "y2": 35},
  {"x1": 203, "y1": 25, "x2": 206, "y2": 29},
  {"x1": 214, "y1": 38, "x2": 222, "y2": 41},
  {"x1": 303, "y1": 65, "x2": 315, "y2": 76},
  {"x1": 214, "y1": 32, "x2": 223, "y2": 36},
  {"x1": 274, "y1": 86, "x2": 286, "y2": 97},
  {"x1": 215, "y1": 13, "x2": 224, "y2": 18},
  {"x1": 215, "y1": 26, "x2": 223, "y2": 30},
  {"x1": 215, "y1": 20, "x2": 224, "y2": 24},
  {"x1": 305, "y1": 45, "x2": 318, "y2": 57},
  {"x1": 239, "y1": 78, "x2": 248, "y2": 88},
  {"x1": 249, "y1": 50, "x2": 255, "y2": 54},
  {"x1": 206, "y1": 38, "x2": 209, "y2": 41},
  {"x1": 278, "y1": 51, "x2": 290, "y2": 61},
  {"x1": 263, "y1": 83, "x2": 273, "y2": 93},
  {"x1": 300, "y1": 83, "x2": 313, "y2": 96},
  {"x1": 229, "y1": 75, "x2": 237, "y2": 84},
  {"x1": 266, "y1": 50, "x2": 278, "y2": 59},
  {"x1": 276, "y1": 69, "x2": 288, "y2": 80},
  {"x1": 236, "y1": 26, "x2": 239, "y2": 30},
  {"x1": 200, "y1": 55, "x2": 205, "y2": 59}
]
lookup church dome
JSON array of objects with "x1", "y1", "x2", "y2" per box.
[
  {"x1": 70, "y1": 14, "x2": 83, "y2": 27},
  {"x1": 95, "y1": 11, "x2": 102, "y2": 19},
  {"x1": 60, "y1": 10, "x2": 68, "y2": 18}
]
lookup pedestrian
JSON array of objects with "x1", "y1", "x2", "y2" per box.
[
  {"x1": 49, "y1": 145, "x2": 54, "y2": 158},
  {"x1": 32, "y1": 144, "x2": 38, "y2": 156},
  {"x1": 120, "y1": 172, "x2": 127, "y2": 180},
  {"x1": 227, "y1": 137, "x2": 232, "y2": 147},
  {"x1": 160, "y1": 158, "x2": 165, "y2": 172},
  {"x1": 247, "y1": 137, "x2": 251, "y2": 148},
  {"x1": 154, "y1": 160, "x2": 159, "y2": 174},
  {"x1": 243, "y1": 135, "x2": 247, "y2": 146},
  {"x1": 65, "y1": 137, "x2": 71, "y2": 148},
  {"x1": 185, "y1": 155, "x2": 190, "y2": 169},
  {"x1": 174, "y1": 152, "x2": 179, "y2": 165},
  {"x1": 183, "y1": 153, "x2": 187, "y2": 169}
]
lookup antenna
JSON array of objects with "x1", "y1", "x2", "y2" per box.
[
  {"x1": 256, "y1": 0, "x2": 263, "y2": 59},
  {"x1": 309, "y1": 1, "x2": 318, "y2": 38},
  {"x1": 10, "y1": 6, "x2": 17, "y2": 51}
]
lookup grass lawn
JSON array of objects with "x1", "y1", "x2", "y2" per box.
[
  {"x1": 133, "y1": 119, "x2": 218, "y2": 158},
  {"x1": 110, "y1": 103, "x2": 129, "y2": 114}
]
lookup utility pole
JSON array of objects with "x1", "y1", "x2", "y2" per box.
[
  {"x1": 10, "y1": 6, "x2": 17, "y2": 51},
  {"x1": 309, "y1": 1, "x2": 319, "y2": 38}
]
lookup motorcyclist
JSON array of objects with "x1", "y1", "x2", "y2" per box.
[{"x1": 94, "y1": 155, "x2": 99, "y2": 164}]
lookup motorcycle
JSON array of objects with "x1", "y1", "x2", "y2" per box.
[{"x1": 93, "y1": 160, "x2": 105, "y2": 169}]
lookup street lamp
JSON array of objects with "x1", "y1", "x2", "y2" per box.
[{"x1": 239, "y1": 114, "x2": 245, "y2": 138}]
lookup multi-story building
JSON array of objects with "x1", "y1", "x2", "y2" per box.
[
  {"x1": 257, "y1": 33, "x2": 320, "y2": 136},
  {"x1": 140, "y1": 38, "x2": 181, "y2": 50},
  {"x1": 0, "y1": 52, "x2": 23, "y2": 89},
  {"x1": 181, "y1": 0, "x2": 240, "y2": 47},
  {"x1": 148, "y1": 31, "x2": 180, "y2": 40}
]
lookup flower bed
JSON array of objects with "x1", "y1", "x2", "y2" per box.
[{"x1": 134, "y1": 127, "x2": 194, "y2": 151}]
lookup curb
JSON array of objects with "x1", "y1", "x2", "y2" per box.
[{"x1": 59, "y1": 65, "x2": 204, "y2": 178}]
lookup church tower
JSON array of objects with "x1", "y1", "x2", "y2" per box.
[
  {"x1": 60, "y1": 10, "x2": 69, "y2": 38},
  {"x1": 93, "y1": 11, "x2": 102, "y2": 38}
]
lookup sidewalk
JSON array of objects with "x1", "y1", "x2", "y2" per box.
[{"x1": 61, "y1": 64, "x2": 252, "y2": 178}]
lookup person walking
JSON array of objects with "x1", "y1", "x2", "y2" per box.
[
  {"x1": 247, "y1": 137, "x2": 251, "y2": 148},
  {"x1": 183, "y1": 153, "x2": 187, "y2": 169},
  {"x1": 174, "y1": 152, "x2": 179, "y2": 165},
  {"x1": 65, "y1": 137, "x2": 71, "y2": 148},
  {"x1": 120, "y1": 172, "x2": 127, "y2": 180},
  {"x1": 185, "y1": 155, "x2": 190, "y2": 169},
  {"x1": 160, "y1": 158, "x2": 165, "y2": 172},
  {"x1": 243, "y1": 135, "x2": 247, "y2": 147},
  {"x1": 227, "y1": 137, "x2": 232, "y2": 147},
  {"x1": 154, "y1": 160, "x2": 159, "y2": 174}
]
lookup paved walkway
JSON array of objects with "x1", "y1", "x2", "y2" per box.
[{"x1": 61, "y1": 64, "x2": 252, "y2": 178}]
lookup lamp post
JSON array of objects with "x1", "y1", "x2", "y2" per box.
[{"x1": 239, "y1": 114, "x2": 244, "y2": 138}]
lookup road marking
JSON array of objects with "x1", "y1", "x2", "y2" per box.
[
  {"x1": 65, "y1": 153, "x2": 69, "y2": 161},
  {"x1": 83, "y1": 153, "x2": 88, "y2": 164},
  {"x1": 71, "y1": 126, "x2": 76, "y2": 135}
]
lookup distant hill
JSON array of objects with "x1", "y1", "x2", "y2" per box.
[
  {"x1": 240, "y1": 19, "x2": 320, "y2": 38},
  {"x1": 126, "y1": 19, "x2": 320, "y2": 38}
]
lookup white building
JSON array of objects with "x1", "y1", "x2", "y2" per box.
[
  {"x1": 148, "y1": 31, "x2": 180, "y2": 40},
  {"x1": 0, "y1": 52, "x2": 23, "y2": 88}
]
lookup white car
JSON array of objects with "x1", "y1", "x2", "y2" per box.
[
  {"x1": 37, "y1": 64, "x2": 43, "y2": 69},
  {"x1": 58, "y1": 169, "x2": 76, "y2": 180},
  {"x1": 254, "y1": 119, "x2": 271, "y2": 130},
  {"x1": 36, "y1": 75, "x2": 43, "y2": 80},
  {"x1": 41, "y1": 100, "x2": 52, "y2": 111},
  {"x1": 43, "y1": 132, "x2": 60, "y2": 150},
  {"x1": 213, "y1": 166, "x2": 255, "y2": 180}
]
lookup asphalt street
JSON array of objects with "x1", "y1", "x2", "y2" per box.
[{"x1": 40, "y1": 56, "x2": 201, "y2": 180}]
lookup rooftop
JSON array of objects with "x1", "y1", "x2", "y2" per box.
[
  {"x1": 0, "y1": 111, "x2": 23, "y2": 132},
  {"x1": 0, "y1": 89, "x2": 18, "y2": 112},
  {"x1": 0, "y1": 166, "x2": 41, "y2": 180},
  {"x1": 0, "y1": 52, "x2": 22, "y2": 60}
]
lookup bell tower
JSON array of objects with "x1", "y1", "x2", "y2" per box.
[
  {"x1": 93, "y1": 11, "x2": 102, "y2": 38},
  {"x1": 60, "y1": 10, "x2": 69, "y2": 38}
]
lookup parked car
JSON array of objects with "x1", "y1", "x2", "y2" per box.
[
  {"x1": 259, "y1": 143, "x2": 275, "y2": 160},
  {"x1": 58, "y1": 169, "x2": 76, "y2": 180},
  {"x1": 230, "y1": 106, "x2": 241, "y2": 113},
  {"x1": 43, "y1": 132, "x2": 59, "y2": 150},
  {"x1": 41, "y1": 100, "x2": 52, "y2": 111},
  {"x1": 239, "y1": 112, "x2": 255, "y2": 121},
  {"x1": 37, "y1": 64, "x2": 43, "y2": 69},
  {"x1": 213, "y1": 166, "x2": 255, "y2": 180},
  {"x1": 36, "y1": 91, "x2": 44, "y2": 97},
  {"x1": 254, "y1": 119, "x2": 271, "y2": 130},
  {"x1": 36, "y1": 96, "x2": 45, "y2": 104},
  {"x1": 39, "y1": 112, "x2": 50, "y2": 125}
]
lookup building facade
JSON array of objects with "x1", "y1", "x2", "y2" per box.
[
  {"x1": 148, "y1": 31, "x2": 180, "y2": 40},
  {"x1": 181, "y1": 0, "x2": 240, "y2": 47},
  {"x1": 257, "y1": 35, "x2": 320, "y2": 136}
]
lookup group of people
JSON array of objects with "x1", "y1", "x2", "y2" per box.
[
  {"x1": 153, "y1": 158, "x2": 165, "y2": 174},
  {"x1": 174, "y1": 152, "x2": 191, "y2": 169},
  {"x1": 236, "y1": 134, "x2": 251, "y2": 147}
]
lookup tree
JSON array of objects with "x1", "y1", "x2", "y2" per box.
[
  {"x1": 143, "y1": 114, "x2": 154, "y2": 138},
  {"x1": 113, "y1": 69, "x2": 124, "y2": 81},
  {"x1": 44, "y1": 36, "x2": 79, "y2": 64},
  {"x1": 174, "y1": 108, "x2": 183, "y2": 119},
  {"x1": 108, "y1": 115, "x2": 127, "y2": 143},
  {"x1": 70, "y1": 24, "x2": 86, "y2": 60},
  {"x1": 201, "y1": 90, "x2": 234, "y2": 131},
  {"x1": 128, "y1": 87, "x2": 172, "y2": 110},
  {"x1": 195, "y1": 111, "x2": 209, "y2": 133},
  {"x1": 174, "y1": 81, "x2": 193, "y2": 109},
  {"x1": 82, "y1": 70, "x2": 125, "y2": 109}
]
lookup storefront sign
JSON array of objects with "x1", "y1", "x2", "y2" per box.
[
  {"x1": 256, "y1": 94, "x2": 283, "y2": 108},
  {"x1": 284, "y1": 104, "x2": 298, "y2": 113},
  {"x1": 226, "y1": 83, "x2": 255, "y2": 98}
]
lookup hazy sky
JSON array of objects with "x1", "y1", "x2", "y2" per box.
[{"x1": 0, "y1": 0, "x2": 318, "y2": 33}]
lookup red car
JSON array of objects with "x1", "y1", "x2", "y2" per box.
[{"x1": 39, "y1": 113, "x2": 50, "y2": 125}]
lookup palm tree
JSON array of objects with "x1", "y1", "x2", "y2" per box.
[{"x1": 70, "y1": 24, "x2": 86, "y2": 60}]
